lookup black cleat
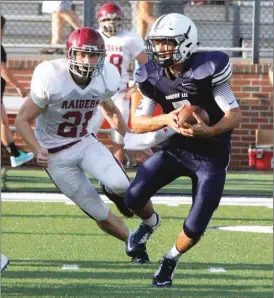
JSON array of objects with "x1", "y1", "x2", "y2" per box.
[
  {"x1": 152, "y1": 257, "x2": 177, "y2": 288},
  {"x1": 126, "y1": 214, "x2": 161, "y2": 257},
  {"x1": 131, "y1": 244, "x2": 150, "y2": 264},
  {"x1": 100, "y1": 183, "x2": 134, "y2": 218}
]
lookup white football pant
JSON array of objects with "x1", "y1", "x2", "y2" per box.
[{"x1": 46, "y1": 134, "x2": 130, "y2": 221}]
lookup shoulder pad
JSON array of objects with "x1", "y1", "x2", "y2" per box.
[
  {"x1": 190, "y1": 51, "x2": 232, "y2": 84},
  {"x1": 31, "y1": 61, "x2": 61, "y2": 97}
]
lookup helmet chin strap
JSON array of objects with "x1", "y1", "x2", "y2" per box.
[{"x1": 163, "y1": 57, "x2": 174, "y2": 68}]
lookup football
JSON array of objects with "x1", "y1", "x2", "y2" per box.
[{"x1": 178, "y1": 105, "x2": 209, "y2": 127}]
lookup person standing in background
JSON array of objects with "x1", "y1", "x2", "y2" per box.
[
  {"x1": 268, "y1": 64, "x2": 273, "y2": 86},
  {"x1": 89, "y1": 2, "x2": 149, "y2": 167},
  {"x1": 136, "y1": 1, "x2": 158, "y2": 40},
  {"x1": 41, "y1": 1, "x2": 81, "y2": 54},
  {"x1": 1, "y1": 15, "x2": 34, "y2": 167}
]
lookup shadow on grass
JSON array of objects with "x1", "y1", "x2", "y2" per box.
[
  {"x1": 1, "y1": 260, "x2": 272, "y2": 297},
  {"x1": 2, "y1": 213, "x2": 272, "y2": 223}
]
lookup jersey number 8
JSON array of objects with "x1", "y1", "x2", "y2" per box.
[{"x1": 106, "y1": 53, "x2": 123, "y2": 74}]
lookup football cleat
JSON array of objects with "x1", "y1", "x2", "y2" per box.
[
  {"x1": 1, "y1": 254, "x2": 9, "y2": 273},
  {"x1": 131, "y1": 244, "x2": 150, "y2": 264},
  {"x1": 126, "y1": 213, "x2": 161, "y2": 257},
  {"x1": 100, "y1": 183, "x2": 134, "y2": 218},
  {"x1": 10, "y1": 151, "x2": 34, "y2": 168},
  {"x1": 152, "y1": 256, "x2": 178, "y2": 288}
]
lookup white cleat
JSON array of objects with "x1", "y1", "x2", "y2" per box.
[{"x1": 1, "y1": 254, "x2": 9, "y2": 273}]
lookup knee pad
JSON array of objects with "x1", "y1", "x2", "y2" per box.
[
  {"x1": 101, "y1": 184, "x2": 133, "y2": 218},
  {"x1": 124, "y1": 189, "x2": 147, "y2": 212},
  {"x1": 105, "y1": 176, "x2": 129, "y2": 196}
]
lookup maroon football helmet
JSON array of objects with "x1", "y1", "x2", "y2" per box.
[
  {"x1": 97, "y1": 2, "x2": 124, "y2": 36},
  {"x1": 67, "y1": 27, "x2": 106, "y2": 78}
]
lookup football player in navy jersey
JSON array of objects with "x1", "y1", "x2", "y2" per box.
[{"x1": 124, "y1": 13, "x2": 241, "y2": 288}]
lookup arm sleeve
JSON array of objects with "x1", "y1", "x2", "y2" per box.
[
  {"x1": 212, "y1": 82, "x2": 239, "y2": 113},
  {"x1": 124, "y1": 127, "x2": 176, "y2": 151}
]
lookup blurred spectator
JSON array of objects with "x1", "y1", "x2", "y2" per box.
[
  {"x1": 268, "y1": 64, "x2": 273, "y2": 86},
  {"x1": 136, "y1": 1, "x2": 158, "y2": 39},
  {"x1": 155, "y1": 1, "x2": 199, "y2": 17},
  {"x1": 1, "y1": 16, "x2": 34, "y2": 167},
  {"x1": 41, "y1": 1, "x2": 81, "y2": 54}
]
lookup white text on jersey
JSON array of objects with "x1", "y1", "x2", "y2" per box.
[{"x1": 165, "y1": 93, "x2": 188, "y2": 100}]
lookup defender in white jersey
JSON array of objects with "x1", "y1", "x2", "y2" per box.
[
  {"x1": 88, "y1": 2, "x2": 149, "y2": 166},
  {"x1": 15, "y1": 27, "x2": 149, "y2": 264}
]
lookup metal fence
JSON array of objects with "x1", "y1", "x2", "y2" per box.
[{"x1": 2, "y1": 0, "x2": 273, "y2": 62}]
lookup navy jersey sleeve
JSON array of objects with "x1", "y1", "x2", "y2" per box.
[
  {"x1": 134, "y1": 61, "x2": 156, "y2": 100},
  {"x1": 211, "y1": 51, "x2": 232, "y2": 86},
  {"x1": 1, "y1": 45, "x2": 7, "y2": 63}
]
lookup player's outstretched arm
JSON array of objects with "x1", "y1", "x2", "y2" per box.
[
  {"x1": 99, "y1": 99, "x2": 130, "y2": 137},
  {"x1": 132, "y1": 105, "x2": 184, "y2": 134},
  {"x1": 124, "y1": 127, "x2": 176, "y2": 151}
]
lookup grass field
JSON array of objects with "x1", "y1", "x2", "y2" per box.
[
  {"x1": 1, "y1": 202, "x2": 272, "y2": 297},
  {"x1": 1, "y1": 167, "x2": 273, "y2": 297}
]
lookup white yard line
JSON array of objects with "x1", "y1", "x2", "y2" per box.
[{"x1": 1, "y1": 192, "x2": 273, "y2": 207}]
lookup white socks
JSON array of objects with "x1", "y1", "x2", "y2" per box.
[
  {"x1": 143, "y1": 212, "x2": 158, "y2": 228},
  {"x1": 165, "y1": 244, "x2": 182, "y2": 262}
]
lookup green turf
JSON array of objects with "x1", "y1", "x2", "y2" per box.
[
  {"x1": 1, "y1": 202, "x2": 272, "y2": 297},
  {"x1": 1, "y1": 167, "x2": 273, "y2": 197}
]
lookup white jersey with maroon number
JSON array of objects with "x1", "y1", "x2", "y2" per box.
[
  {"x1": 99, "y1": 30, "x2": 144, "y2": 90},
  {"x1": 30, "y1": 58, "x2": 120, "y2": 149}
]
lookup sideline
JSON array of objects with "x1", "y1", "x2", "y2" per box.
[{"x1": 1, "y1": 192, "x2": 273, "y2": 207}]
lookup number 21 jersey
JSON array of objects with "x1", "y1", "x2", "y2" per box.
[{"x1": 30, "y1": 58, "x2": 120, "y2": 149}]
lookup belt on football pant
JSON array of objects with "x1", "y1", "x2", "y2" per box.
[{"x1": 48, "y1": 133, "x2": 97, "y2": 154}]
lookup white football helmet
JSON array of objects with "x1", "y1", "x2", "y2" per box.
[{"x1": 146, "y1": 13, "x2": 199, "y2": 66}]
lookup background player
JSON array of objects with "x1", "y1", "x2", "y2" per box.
[
  {"x1": 15, "y1": 27, "x2": 148, "y2": 264},
  {"x1": 1, "y1": 15, "x2": 34, "y2": 167},
  {"x1": 124, "y1": 14, "x2": 241, "y2": 287},
  {"x1": 88, "y1": 2, "x2": 149, "y2": 167}
]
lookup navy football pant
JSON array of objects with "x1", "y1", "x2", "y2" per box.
[{"x1": 125, "y1": 149, "x2": 229, "y2": 240}]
